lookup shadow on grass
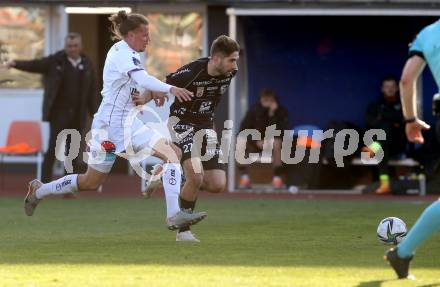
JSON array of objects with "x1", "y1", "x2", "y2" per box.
[
  {"x1": 356, "y1": 280, "x2": 440, "y2": 287},
  {"x1": 355, "y1": 280, "x2": 389, "y2": 287}
]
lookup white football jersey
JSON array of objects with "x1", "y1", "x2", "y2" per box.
[{"x1": 95, "y1": 40, "x2": 145, "y2": 127}]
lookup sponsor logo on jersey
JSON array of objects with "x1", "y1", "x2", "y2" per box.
[
  {"x1": 171, "y1": 68, "x2": 190, "y2": 77},
  {"x1": 196, "y1": 87, "x2": 205, "y2": 97},
  {"x1": 193, "y1": 78, "x2": 231, "y2": 86},
  {"x1": 205, "y1": 147, "x2": 222, "y2": 157},
  {"x1": 218, "y1": 78, "x2": 231, "y2": 84},
  {"x1": 132, "y1": 57, "x2": 141, "y2": 67},
  {"x1": 207, "y1": 86, "x2": 218, "y2": 91},
  {"x1": 193, "y1": 80, "x2": 212, "y2": 86}
]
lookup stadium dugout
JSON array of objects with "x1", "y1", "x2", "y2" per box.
[{"x1": 225, "y1": 5, "x2": 440, "y2": 192}]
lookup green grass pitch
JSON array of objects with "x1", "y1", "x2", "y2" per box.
[{"x1": 0, "y1": 197, "x2": 439, "y2": 286}]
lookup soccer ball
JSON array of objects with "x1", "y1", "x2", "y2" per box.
[{"x1": 377, "y1": 217, "x2": 407, "y2": 245}]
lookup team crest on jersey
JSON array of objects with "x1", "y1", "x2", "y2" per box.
[
  {"x1": 199, "y1": 101, "x2": 212, "y2": 113},
  {"x1": 132, "y1": 57, "x2": 141, "y2": 67},
  {"x1": 196, "y1": 87, "x2": 205, "y2": 97},
  {"x1": 220, "y1": 85, "x2": 229, "y2": 94}
]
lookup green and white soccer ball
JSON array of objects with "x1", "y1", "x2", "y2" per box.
[{"x1": 377, "y1": 217, "x2": 407, "y2": 245}]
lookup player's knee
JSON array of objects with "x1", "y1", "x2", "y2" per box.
[
  {"x1": 207, "y1": 181, "x2": 226, "y2": 193},
  {"x1": 186, "y1": 172, "x2": 204, "y2": 188},
  {"x1": 78, "y1": 174, "x2": 103, "y2": 191}
]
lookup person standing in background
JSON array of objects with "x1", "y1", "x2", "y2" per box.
[{"x1": 6, "y1": 33, "x2": 99, "y2": 182}]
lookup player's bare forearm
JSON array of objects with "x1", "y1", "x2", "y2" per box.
[
  {"x1": 399, "y1": 78, "x2": 417, "y2": 119},
  {"x1": 399, "y1": 56, "x2": 426, "y2": 119}
]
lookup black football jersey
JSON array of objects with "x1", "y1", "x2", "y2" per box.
[{"x1": 166, "y1": 57, "x2": 236, "y2": 127}]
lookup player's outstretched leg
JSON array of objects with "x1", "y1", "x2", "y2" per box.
[
  {"x1": 166, "y1": 209, "x2": 207, "y2": 231},
  {"x1": 151, "y1": 140, "x2": 207, "y2": 231},
  {"x1": 24, "y1": 179, "x2": 44, "y2": 216},
  {"x1": 384, "y1": 200, "x2": 440, "y2": 279},
  {"x1": 174, "y1": 168, "x2": 226, "y2": 242},
  {"x1": 24, "y1": 174, "x2": 79, "y2": 216},
  {"x1": 24, "y1": 167, "x2": 108, "y2": 216},
  {"x1": 176, "y1": 158, "x2": 204, "y2": 241}
]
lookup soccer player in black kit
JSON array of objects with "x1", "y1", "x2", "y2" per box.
[{"x1": 146, "y1": 35, "x2": 240, "y2": 242}]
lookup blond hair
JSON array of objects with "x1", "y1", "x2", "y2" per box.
[{"x1": 108, "y1": 10, "x2": 148, "y2": 40}]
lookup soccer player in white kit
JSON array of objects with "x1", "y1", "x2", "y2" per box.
[{"x1": 24, "y1": 11, "x2": 207, "y2": 232}]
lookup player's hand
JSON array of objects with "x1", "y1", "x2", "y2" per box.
[
  {"x1": 4, "y1": 60, "x2": 16, "y2": 69},
  {"x1": 405, "y1": 119, "x2": 430, "y2": 144},
  {"x1": 132, "y1": 90, "x2": 150, "y2": 106},
  {"x1": 170, "y1": 86, "x2": 193, "y2": 102},
  {"x1": 152, "y1": 91, "x2": 168, "y2": 107}
]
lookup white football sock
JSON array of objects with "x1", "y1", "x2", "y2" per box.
[
  {"x1": 162, "y1": 163, "x2": 181, "y2": 218},
  {"x1": 36, "y1": 174, "x2": 78, "y2": 199}
]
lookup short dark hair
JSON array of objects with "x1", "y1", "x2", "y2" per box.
[
  {"x1": 65, "y1": 32, "x2": 81, "y2": 42},
  {"x1": 260, "y1": 89, "x2": 276, "y2": 99},
  {"x1": 210, "y1": 35, "x2": 240, "y2": 57},
  {"x1": 108, "y1": 10, "x2": 148, "y2": 40},
  {"x1": 381, "y1": 75, "x2": 398, "y2": 85}
]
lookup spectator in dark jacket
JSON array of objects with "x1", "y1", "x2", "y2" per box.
[
  {"x1": 364, "y1": 76, "x2": 408, "y2": 194},
  {"x1": 237, "y1": 89, "x2": 289, "y2": 189},
  {"x1": 6, "y1": 32, "x2": 99, "y2": 182}
]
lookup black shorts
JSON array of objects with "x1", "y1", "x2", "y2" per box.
[{"x1": 173, "y1": 123, "x2": 227, "y2": 171}]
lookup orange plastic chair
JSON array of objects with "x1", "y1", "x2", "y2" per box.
[
  {"x1": 0, "y1": 121, "x2": 43, "y2": 181},
  {"x1": 297, "y1": 136, "x2": 321, "y2": 149}
]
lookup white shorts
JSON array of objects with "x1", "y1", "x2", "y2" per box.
[{"x1": 86, "y1": 117, "x2": 163, "y2": 173}]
